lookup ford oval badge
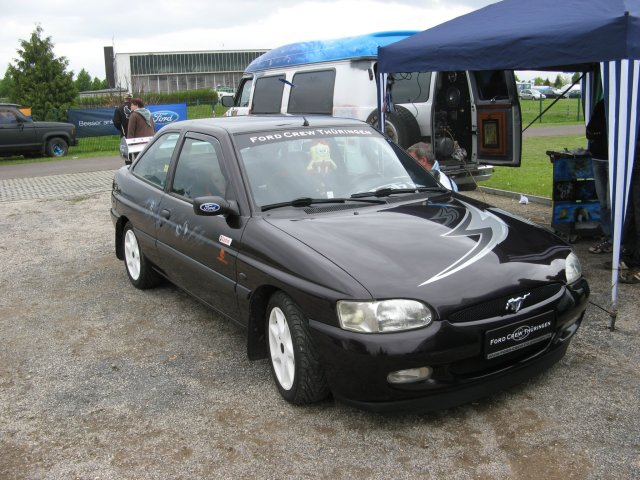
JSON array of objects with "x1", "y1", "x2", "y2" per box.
[
  {"x1": 200, "y1": 202, "x2": 221, "y2": 213},
  {"x1": 152, "y1": 110, "x2": 179, "y2": 123}
]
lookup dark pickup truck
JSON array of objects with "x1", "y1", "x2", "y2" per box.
[{"x1": 0, "y1": 103, "x2": 78, "y2": 157}]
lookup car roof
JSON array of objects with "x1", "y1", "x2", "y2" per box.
[
  {"x1": 0, "y1": 103, "x2": 21, "y2": 107},
  {"x1": 165, "y1": 115, "x2": 372, "y2": 135}
]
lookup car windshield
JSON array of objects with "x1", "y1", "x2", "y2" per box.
[{"x1": 234, "y1": 126, "x2": 443, "y2": 209}]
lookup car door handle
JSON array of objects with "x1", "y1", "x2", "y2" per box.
[{"x1": 160, "y1": 209, "x2": 171, "y2": 219}]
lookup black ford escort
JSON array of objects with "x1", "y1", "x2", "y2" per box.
[{"x1": 110, "y1": 116, "x2": 589, "y2": 412}]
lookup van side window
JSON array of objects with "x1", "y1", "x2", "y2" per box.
[
  {"x1": 392, "y1": 72, "x2": 432, "y2": 103},
  {"x1": 252, "y1": 75, "x2": 285, "y2": 114},
  {"x1": 237, "y1": 78, "x2": 253, "y2": 108},
  {"x1": 474, "y1": 70, "x2": 509, "y2": 100},
  {"x1": 288, "y1": 70, "x2": 336, "y2": 114}
]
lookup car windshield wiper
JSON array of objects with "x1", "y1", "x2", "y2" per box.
[
  {"x1": 350, "y1": 186, "x2": 447, "y2": 198},
  {"x1": 261, "y1": 196, "x2": 385, "y2": 212}
]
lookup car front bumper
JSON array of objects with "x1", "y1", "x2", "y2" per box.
[{"x1": 308, "y1": 278, "x2": 589, "y2": 413}]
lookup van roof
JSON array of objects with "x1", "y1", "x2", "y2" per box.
[{"x1": 245, "y1": 31, "x2": 418, "y2": 73}]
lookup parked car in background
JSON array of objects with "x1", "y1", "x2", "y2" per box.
[
  {"x1": 0, "y1": 103, "x2": 78, "y2": 157},
  {"x1": 560, "y1": 86, "x2": 582, "y2": 98},
  {"x1": 519, "y1": 89, "x2": 546, "y2": 100},
  {"x1": 533, "y1": 86, "x2": 564, "y2": 98},
  {"x1": 111, "y1": 114, "x2": 589, "y2": 412}
]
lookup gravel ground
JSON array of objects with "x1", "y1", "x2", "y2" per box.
[{"x1": 0, "y1": 188, "x2": 638, "y2": 479}]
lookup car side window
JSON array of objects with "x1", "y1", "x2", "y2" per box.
[
  {"x1": 131, "y1": 132, "x2": 179, "y2": 189},
  {"x1": 171, "y1": 136, "x2": 229, "y2": 200},
  {"x1": 251, "y1": 75, "x2": 285, "y2": 114},
  {"x1": 0, "y1": 109, "x2": 18, "y2": 124}
]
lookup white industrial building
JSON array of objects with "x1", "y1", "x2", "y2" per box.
[{"x1": 108, "y1": 48, "x2": 267, "y2": 94}]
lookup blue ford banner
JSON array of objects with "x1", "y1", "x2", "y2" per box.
[
  {"x1": 148, "y1": 104, "x2": 187, "y2": 132},
  {"x1": 68, "y1": 108, "x2": 117, "y2": 138},
  {"x1": 68, "y1": 103, "x2": 188, "y2": 137}
]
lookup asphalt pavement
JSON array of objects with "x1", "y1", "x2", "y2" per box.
[{"x1": 0, "y1": 155, "x2": 123, "y2": 180}]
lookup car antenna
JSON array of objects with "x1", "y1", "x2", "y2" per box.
[{"x1": 302, "y1": 116, "x2": 309, "y2": 127}]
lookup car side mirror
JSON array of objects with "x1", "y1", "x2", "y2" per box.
[
  {"x1": 221, "y1": 96, "x2": 235, "y2": 108},
  {"x1": 193, "y1": 196, "x2": 239, "y2": 217}
]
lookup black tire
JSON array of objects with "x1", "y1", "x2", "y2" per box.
[
  {"x1": 122, "y1": 222, "x2": 161, "y2": 289},
  {"x1": 45, "y1": 137, "x2": 69, "y2": 157},
  {"x1": 366, "y1": 105, "x2": 421, "y2": 148},
  {"x1": 457, "y1": 181, "x2": 478, "y2": 191},
  {"x1": 266, "y1": 291, "x2": 329, "y2": 405}
]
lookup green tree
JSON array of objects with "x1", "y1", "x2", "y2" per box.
[
  {"x1": 543, "y1": 78, "x2": 551, "y2": 86},
  {"x1": 571, "y1": 72, "x2": 581, "y2": 84},
  {"x1": 533, "y1": 76, "x2": 545, "y2": 86},
  {"x1": 553, "y1": 74, "x2": 564, "y2": 88},
  {"x1": 91, "y1": 77, "x2": 108, "y2": 90},
  {"x1": 6, "y1": 25, "x2": 77, "y2": 121},
  {"x1": 0, "y1": 68, "x2": 11, "y2": 98},
  {"x1": 75, "y1": 68, "x2": 93, "y2": 92}
]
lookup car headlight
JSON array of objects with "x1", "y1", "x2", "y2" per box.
[
  {"x1": 337, "y1": 299, "x2": 432, "y2": 333},
  {"x1": 565, "y1": 252, "x2": 582, "y2": 284}
]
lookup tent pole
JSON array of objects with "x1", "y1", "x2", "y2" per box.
[{"x1": 609, "y1": 309, "x2": 617, "y2": 330}]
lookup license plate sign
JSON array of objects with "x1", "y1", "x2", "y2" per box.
[{"x1": 485, "y1": 313, "x2": 554, "y2": 359}]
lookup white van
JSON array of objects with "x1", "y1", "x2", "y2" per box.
[{"x1": 223, "y1": 31, "x2": 522, "y2": 189}]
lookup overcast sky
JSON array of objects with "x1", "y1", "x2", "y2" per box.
[{"x1": 1, "y1": 0, "x2": 566, "y2": 82}]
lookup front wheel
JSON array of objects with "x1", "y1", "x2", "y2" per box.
[
  {"x1": 122, "y1": 222, "x2": 161, "y2": 289},
  {"x1": 266, "y1": 292, "x2": 329, "y2": 405},
  {"x1": 45, "y1": 137, "x2": 69, "y2": 157}
]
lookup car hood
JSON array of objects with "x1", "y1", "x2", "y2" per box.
[{"x1": 264, "y1": 195, "x2": 571, "y2": 316}]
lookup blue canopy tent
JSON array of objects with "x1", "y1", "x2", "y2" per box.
[{"x1": 377, "y1": 0, "x2": 640, "y2": 329}]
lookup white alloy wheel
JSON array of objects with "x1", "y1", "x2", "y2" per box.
[
  {"x1": 268, "y1": 306, "x2": 295, "y2": 390},
  {"x1": 124, "y1": 228, "x2": 141, "y2": 281}
]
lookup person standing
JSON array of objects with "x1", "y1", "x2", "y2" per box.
[
  {"x1": 112, "y1": 93, "x2": 132, "y2": 137},
  {"x1": 407, "y1": 142, "x2": 458, "y2": 191},
  {"x1": 127, "y1": 98, "x2": 155, "y2": 138},
  {"x1": 586, "y1": 99, "x2": 612, "y2": 254},
  {"x1": 619, "y1": 140, "x2": 640, "y2": 284}
]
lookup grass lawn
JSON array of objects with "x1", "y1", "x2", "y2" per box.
[
  {"x1": 520, "y1": 97, "x2": 584, "y2": 127},
  {"x1": 483, "y1": 133, "x2": 587, "y2": 198}
]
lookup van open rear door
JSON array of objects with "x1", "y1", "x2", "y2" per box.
[{"x1": 471, "y1": 70, "x2": 521, "y2": 167}]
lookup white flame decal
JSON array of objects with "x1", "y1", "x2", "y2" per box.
[{"x1": 419, "y1": 200, "x2": 508, "y2": 286}]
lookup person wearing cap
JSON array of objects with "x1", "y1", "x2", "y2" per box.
[{"x1": 113, "y1": 93, "x2": 133, "y2": 137}]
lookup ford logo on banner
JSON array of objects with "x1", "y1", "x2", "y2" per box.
[
  {"x1": 148, "y1": 103, "x2": 187, "y2": 131},
  {"x1": 152, "y1": 110, "x2": 179, "y2": 123}
]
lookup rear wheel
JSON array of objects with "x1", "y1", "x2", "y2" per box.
[
  {"x1": 122, "y1": 222, "x2": 161, "y2": 289},
  {"x1": 367, "y1": 105, "x2": 421, "y2": 148},
  {"x1": 266, "y1": 292, "x2": 329, "y2": 405},
  {"x1": 45, "y1": 137, "x2": 69, "y2": 157}
]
